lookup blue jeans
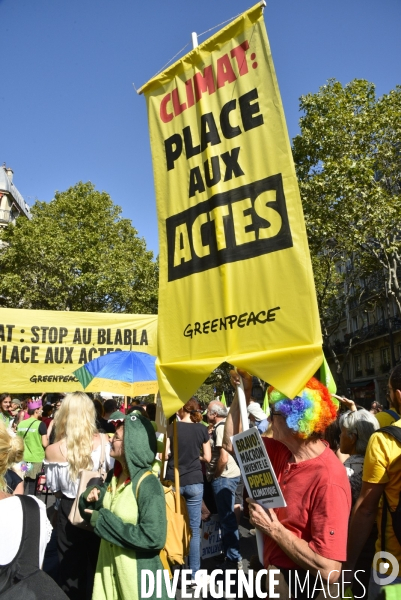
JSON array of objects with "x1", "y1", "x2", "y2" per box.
[
  {"x1": 211, "y1": 475, "x2": 242, "y2": 562},
  {"x1": 180, "y1": 483, "x2": 203, "y2": 578}
]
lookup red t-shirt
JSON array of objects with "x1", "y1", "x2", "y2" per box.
[{"x1": 262, "y1": 438, "x2": 351, "y2": 569}]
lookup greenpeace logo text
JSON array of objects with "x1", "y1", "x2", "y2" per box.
[
  {"x1": 30, "y1": 375, "x2": 79, "y2": 384},
  {"x1": 183, "y1": 307, "x2": 280, "y2": 339}
]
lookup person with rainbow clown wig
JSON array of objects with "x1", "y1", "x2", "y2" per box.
[{"x1": 224, "y1": 370, "x2": 352, "y2": 599}]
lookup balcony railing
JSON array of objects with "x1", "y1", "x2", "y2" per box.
[{"x1": 327, "y1": 317, "x2": 401, "y2": 355}]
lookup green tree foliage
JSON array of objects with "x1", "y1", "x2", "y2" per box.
[
  {"x1": 0, "y1": 182, "x2": 158, "y2": 313},
  {"x1": 194, "y1": 362, "x2": 234, "y2": 405},
  {"x1": 193, "y1": 383, "x2": 215, "y2": 405},
  {"x1": 293, "y1": 80, "x2": 401, "y2": 336}
]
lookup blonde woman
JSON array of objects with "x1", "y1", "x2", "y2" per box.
[
  {"x1": 0, "y1": 421, "x2": 24, "y2": 495},
  {"x1": 45, "y1": 392, "x2": 113, "y2": 600}
]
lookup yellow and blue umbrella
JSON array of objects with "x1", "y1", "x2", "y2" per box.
[{"x1": 73, "y1": 351, "x2": 158, "y2": 396}]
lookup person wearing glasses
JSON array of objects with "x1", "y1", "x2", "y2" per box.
[
  {"x1": 225, "y1": 370, "x2": 351, "y2": 597},
  {"x1": 79, "y1": 412, "x2": 168, "y2": 600}
]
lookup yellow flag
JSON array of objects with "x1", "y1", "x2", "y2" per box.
[
  {"x1": 0, "y1": 307, "x2": 157, "y2": 393},
  {"x1": 142, "y1": 3, "x2": 322, "y2": 416}
]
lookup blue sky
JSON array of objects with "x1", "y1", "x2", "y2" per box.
[{"x1": 1, "y1": 0, "x2": 400, "y2": 257}]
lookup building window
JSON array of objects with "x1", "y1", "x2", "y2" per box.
[
  {"x1": 381, "y1": 348, "x2": 391, "y2": 373},
  {"x1": 366, "y1": 352, "x2": 374, "y2": 375},
  {"x1": 354, "y1": 355, "x2": 362, "y2": 377},
  {"x1": 352, "y1": 316, "x2": 358, "y2": 332}
]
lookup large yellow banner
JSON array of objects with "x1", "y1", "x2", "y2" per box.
[
  {"x1": 0, "y1": 308, "x2": 157, "y2": 393},
  {"x1": 142, "y1": 3, "x2": 322, "y2": 414}
]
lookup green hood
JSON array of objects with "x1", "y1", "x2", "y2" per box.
[{"x1": 122, "y1": 413, "x2": 157, "y2": 489}]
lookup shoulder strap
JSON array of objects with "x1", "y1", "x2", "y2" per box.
[
  {"x1": 16, "y1": 496, "x2": 41, "y2": 570},
  {"x1": 212, "y1": 421, "x2": 225, "y2": 444},
  {"x1": 0, "y1": 497, "x2": 45, "y2": 596},
  {"x1": 382, "y1": 409, "x2": 400, "y2": 421},
  {"x1": 23, "y1": 420, "x2": 36, "y2": 439},
  {"x1": 378, "y1": 426, "x2": 401, "y2": 443},
  {"x1": 135, "y1": 471, "x2": 152, "y2": 499}
]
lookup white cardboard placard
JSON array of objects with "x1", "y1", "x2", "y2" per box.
[
  {"x1": 200, "y1": 515, "x2": 223, "y2": 559},
  {"x1": 232, "y1": 428, "x2": 286, "y2": 510}
]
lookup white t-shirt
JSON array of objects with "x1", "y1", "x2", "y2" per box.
[
  {"x1": 44, "y1": 441, "x2": 114, "y2": 498},
  {"x1": 0, "y1": 495, "x2": 52, "y2": 567}
]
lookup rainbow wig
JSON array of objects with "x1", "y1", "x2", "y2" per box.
[{"x1": 269, "y1": 377, "x2": 337, "y2": 439}]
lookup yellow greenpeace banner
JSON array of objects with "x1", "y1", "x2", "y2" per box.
[
  {"x1": 0, "y1": 308, "x2": 157, "y2": 393},
  {"x1": 142, "y1": 3, "x2": 322, "y2": 413}
]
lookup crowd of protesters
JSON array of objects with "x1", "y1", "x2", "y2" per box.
[{"x1": 0, "y1": 366, "x2": 400, "y2": 600}]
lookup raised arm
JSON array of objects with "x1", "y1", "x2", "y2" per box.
[{"x1": 222, "y1": 368, "x2": 252, "y2": 453}]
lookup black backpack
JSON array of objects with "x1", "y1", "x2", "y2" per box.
[
  {"x1": 0, "y1": 496, "x2": 68, "y2": 599},
  {"x1": 378, "y1": 425, "x2": 401, "y2": 551},
  {"x1": 212, "y1": 421, "x2": 225, "y2": 446}
]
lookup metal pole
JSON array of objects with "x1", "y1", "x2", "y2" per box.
[
  {"x1": 191, "y1": 32, "x2": 198, "y2": 49},
  {"x1": 173, "y1": 418, "x2": 180, "y2": 512}
]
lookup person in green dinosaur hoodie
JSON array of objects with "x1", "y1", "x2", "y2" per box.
[{"x1": 79, "y1": 412, "x2": 169, "y2": 600}]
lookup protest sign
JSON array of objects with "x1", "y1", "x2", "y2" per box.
[
  {"x1": 142, "y1": 2, "x2": 323, "y2": 413},
  {"x1": 232, "y1": 428, "x2": 285, "y2": 509},
  {"x1": 200, "y1": 516, "x2": 223, "y2": 560},
  {"x1": 0, "y1": 308, "x2": 157, "y2": 392}
]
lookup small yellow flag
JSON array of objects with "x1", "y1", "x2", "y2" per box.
[{"x1": 221, "y1": 391, "x2": 227, "y2": 407}]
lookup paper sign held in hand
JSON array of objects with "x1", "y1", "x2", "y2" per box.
[{"x1": 232, "y1": 428, "x2": 286, "y2": 510}]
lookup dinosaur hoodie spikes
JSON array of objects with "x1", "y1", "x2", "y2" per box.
[{"x1": 120, "y1": 413, "x2": 157, "y2": 490}]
